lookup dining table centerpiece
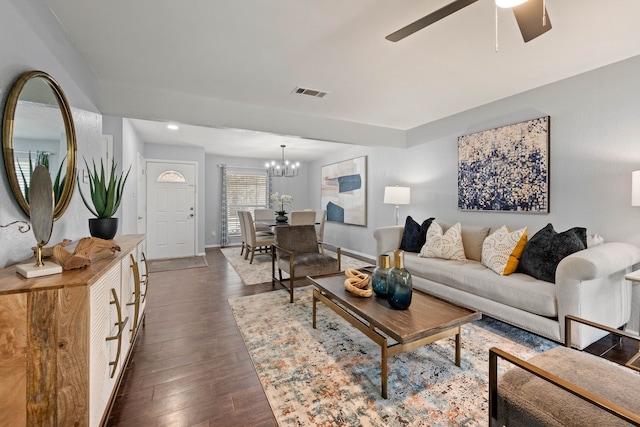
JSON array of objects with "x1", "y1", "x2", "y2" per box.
[{"x1": 270, "y1": 192, "x2": 293, "y2": 223}]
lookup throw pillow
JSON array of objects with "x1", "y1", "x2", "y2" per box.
[
  {"x1": 420, "y1": 222, "x2": 466, "y2": 261},
  {"x1": 481, "y1": 226, "x2": 528, "y2": 275},
  {"x1": 399, "y1": 216, "x2": 435, "y2": 253},
  {"x1": 460, "y1": 225, "x2": 491, "y2": 262},
  {"x1": 518, "y1": 223, "x2": 587, "y2": 283}
]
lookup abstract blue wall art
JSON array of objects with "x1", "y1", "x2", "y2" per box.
[
  {"x1": 321, "y1": 156, "x2": 367, "y2": 226},
  {"x1": 458, "y1": 116, "x2": 550, "y2": 213}
]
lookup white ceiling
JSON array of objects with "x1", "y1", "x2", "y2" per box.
[{"x1": 43, "y1": 0, "x2": 640, "y2": 159}]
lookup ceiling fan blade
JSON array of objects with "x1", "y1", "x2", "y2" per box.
[
  {"x1": 386, "y1": 0, "x2": 479, "y2": 42},
  {"x1": 512, "y1": 0, "x2": 552, "y2": 42}
]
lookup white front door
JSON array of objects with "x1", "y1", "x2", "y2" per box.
[{"x1": 146, "y1": 161, "x2": 196, "y2": 260}]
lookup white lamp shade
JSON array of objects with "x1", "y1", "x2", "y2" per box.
[
  {"x1": 633, "y1": 170, "x2": 640, "y2": 207},
  {"x1": 384, "y1": 186, "x2": 410, "y2": 205},
  {"x1": 495, "y1": 0, "x2": 528, "y2": 7}
]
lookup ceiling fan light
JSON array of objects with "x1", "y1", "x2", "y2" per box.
[{"x1": 495, "y1": 0, "x2": 528, "y2": 8}]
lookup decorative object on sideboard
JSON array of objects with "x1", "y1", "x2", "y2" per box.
[
  {"x1": 16, "y1": 165, "x2": 62, "y2": 278},
  {"x1": 321, "y1": 156, "x2": 367, "y2": 226},
  {"x1": 2, "y1": 70, "x2": 77, "y2": 221},
  {"x1": 632, "y1": 170, "x2": 640, "y2": 207},
  {"x1": 387, "y1": 250, "x2": 412, "y2": 309},
  {"x1": 78, "y1": 157, "x2": 130, "y2": 240},
  {"x1": 52, "y1": 237, "x2": 121, "y2": 270},
  {"x1": 458, "y1": 116, "x2": 550, "y2": 213},
  {"x1": 270, "y1": 192, "x2": 293, "y2": 223},
  {"x1": 266, "y1": 144, "x2": 300, "y2": 177},
  {"x1": 383, "y1": 185, "x2": 411, "y2": 226}
]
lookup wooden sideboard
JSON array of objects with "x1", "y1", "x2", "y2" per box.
[{"x1": 0, "y1": 234, "x2": 147, "y2": 426}]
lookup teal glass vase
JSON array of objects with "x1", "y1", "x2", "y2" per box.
[
  {"x1": 372, "y1": 254, "x2": 391, "y2": 297},
  {"x1": 387, "y1": 250, "x2": 412, "y2": 310}
]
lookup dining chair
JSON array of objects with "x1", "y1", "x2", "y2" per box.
[
  {"x1": 237, "y1": 210, "x2": 247, "y2": 256},
  {"x1": 290, "y1": 210, "x2": 316, "y2": 225},
  {"x1": 315, "y1": 209, "x2": 326, "y2": 253},
  {"x1": 243, "y1": 211, "x2": 275, "y2": 264},
  {"x1": 272, "y1": 224, "x2": 341, "y2": 303},
  {"x1": 254, "y1": 208, "x2": 274, "y2": 232}
]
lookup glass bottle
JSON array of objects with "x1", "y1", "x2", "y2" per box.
[
  {"x1": 372, "y1": 254, "x2": 391, "y2": 297},
  {"x1": 387, "y1": 250, "x2": 412, "y2": 310}
]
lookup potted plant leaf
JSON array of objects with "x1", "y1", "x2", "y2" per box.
[{"x1": 78, "y1": 157, "x2": 130, "y2": 239}]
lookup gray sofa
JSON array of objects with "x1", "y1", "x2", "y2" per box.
[{"x1": 374, "y1": 224, "x2": 640, "y2": 349}]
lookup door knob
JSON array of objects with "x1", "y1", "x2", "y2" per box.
[{"x1": 189, "y1": 213, "x2": 194, "y2": 218}]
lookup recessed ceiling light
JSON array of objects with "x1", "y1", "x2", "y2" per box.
[{"x1": 167, "y1": 124, "x2": 179, "y2": 130}]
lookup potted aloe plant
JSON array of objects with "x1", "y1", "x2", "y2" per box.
[{"x1": 78, "y1": 157, "x2": 130, "y2": 240}]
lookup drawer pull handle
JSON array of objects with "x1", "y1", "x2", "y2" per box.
[{"x1": 106, "y1": 287, "x2": 129, "y2": 378}]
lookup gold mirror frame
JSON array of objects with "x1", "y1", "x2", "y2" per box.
[{"x1": 2, "y1": 71, "x2": 77, "y2": 221}]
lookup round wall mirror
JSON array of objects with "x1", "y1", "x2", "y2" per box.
[{"x1": 2, "y1": 71, "x2": 77, "y2": 221}]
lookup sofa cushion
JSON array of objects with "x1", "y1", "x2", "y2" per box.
[
  {"x1": 482, "y1": 226, "x2": 528, "y2": 275},
  {"x1": 420, "y1": 222, "x2": 466, "y2": 261},
  {"x1": 399, "y1": 216, "x2": 434, "y2": 253},
  {"x1": 519, "y1": 224, "x2": 587, "y2": 283},
  {"x1": 404, "y1": 252, "x2": 557, "y2": 317},
  {"x1": 497, "y1": 346, "x2": 640, "y2": 427}
]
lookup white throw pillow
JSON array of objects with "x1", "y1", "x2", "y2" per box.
[
  {"x1": 420, "y1": 222, "x2": 466, "y2": 261},
  {"x1": 481, "y1": 225, "x2": 528, "y2": 275},
  {"x1": 587, "y1": 233, "x2": 604, "y2": 248}
]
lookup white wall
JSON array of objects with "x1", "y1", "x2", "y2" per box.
[
  {"x1": 0, "y1": 0, "x2": 101, "y2": 267},
  {"x1": 311, "y1": 55, "x2": 640, "y2": 257}
]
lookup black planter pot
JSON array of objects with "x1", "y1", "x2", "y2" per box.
[{"x1": 89, "y1": 217, "x2": 119, "y2": 240}]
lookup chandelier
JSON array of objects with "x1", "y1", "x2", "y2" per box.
[{"x1": 266, "y1": 145, "x2": 299, "y2": 178}]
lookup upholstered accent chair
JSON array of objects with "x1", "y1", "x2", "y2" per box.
[
  {"x1": 242, "y1": 211, "x2": 275, "y2": 264},
  {"x1": 272, "y1": 224, "x2": 341, "y2": 303},
  {"x1": 489, "y1": 315, "x2": 640, "y2": 426},
  {"x1": 290, "y1": 210, "x2": 317, "y2": 225}
]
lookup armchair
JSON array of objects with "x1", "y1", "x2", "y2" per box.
[
  {"x1": 272, "y1": 225, "x2": 341, "y2": 303},
  {"x1": 489, "y1": 315, "x2": 640, "y2": 426}
]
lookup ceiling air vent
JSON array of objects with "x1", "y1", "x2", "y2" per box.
[{"x1": 292, "y1": 86, "x2": 328, "y2": 98}]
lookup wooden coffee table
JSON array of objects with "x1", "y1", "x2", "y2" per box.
[{"x1": 309, "y1": 272, "x2": 481, "y2": 398}]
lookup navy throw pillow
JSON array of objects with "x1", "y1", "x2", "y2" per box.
[
  {"x1": 399, "y1": 216, "x2": 435, "y2": 253},
  {"x1": 518, "y1": 223, "x2": 587, "y2": 283}
]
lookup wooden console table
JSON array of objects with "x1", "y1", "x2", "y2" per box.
[{"x1": 0, "y1": 234, "x2": 147, "y2": 426}]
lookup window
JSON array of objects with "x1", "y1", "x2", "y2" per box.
[{"x1": 226, "y1": 172, "x2": 268, "y2": 236}]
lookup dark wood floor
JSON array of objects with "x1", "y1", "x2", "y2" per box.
[{"x1": 108, "y1": 248, "x2": 280, "y2": 426}]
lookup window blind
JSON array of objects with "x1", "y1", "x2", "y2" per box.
[{"x1": 226, "y1": 172, "x2": 268, "y2": 237}]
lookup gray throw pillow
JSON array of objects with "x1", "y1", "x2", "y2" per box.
[{"x1": 518, "y1": 223, "x2": 587, "y2": 283}]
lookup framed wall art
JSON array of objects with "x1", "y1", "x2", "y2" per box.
[
  {"x1": 458, "y1": 116, "x2": 550, "y2": 213},
  {"x1": 321, "y1": 156, "x2": 367, "y2": 226}
]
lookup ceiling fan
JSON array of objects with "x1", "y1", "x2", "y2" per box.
[{"x1": 386, "y1": 0, "x2": 552, "y2": 43}]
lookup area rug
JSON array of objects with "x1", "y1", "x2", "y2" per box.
[
  {"x1": 228, "y1": 287, "x2": 557, "y2": 426},
  {"x1": 147, "y1": 255, "x2": 208, "y2": 273},
  {"x1": 221, "y1": 247, "x2": 371, "y2": 285}
]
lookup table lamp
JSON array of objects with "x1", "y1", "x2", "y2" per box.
[
  {"x1": 633, "y1": 170, "x2": 640, "y2": 207},
  {"x1": 384, "y1": 186, "x2": 411, "y2": 226}
]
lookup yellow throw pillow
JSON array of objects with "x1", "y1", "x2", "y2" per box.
[
  {"x1": 481, "y1": 226, "x2": 528, "y2": 275},
  {"x1": 419, "y1": 222, "x2": 466, "y2": 261}
]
